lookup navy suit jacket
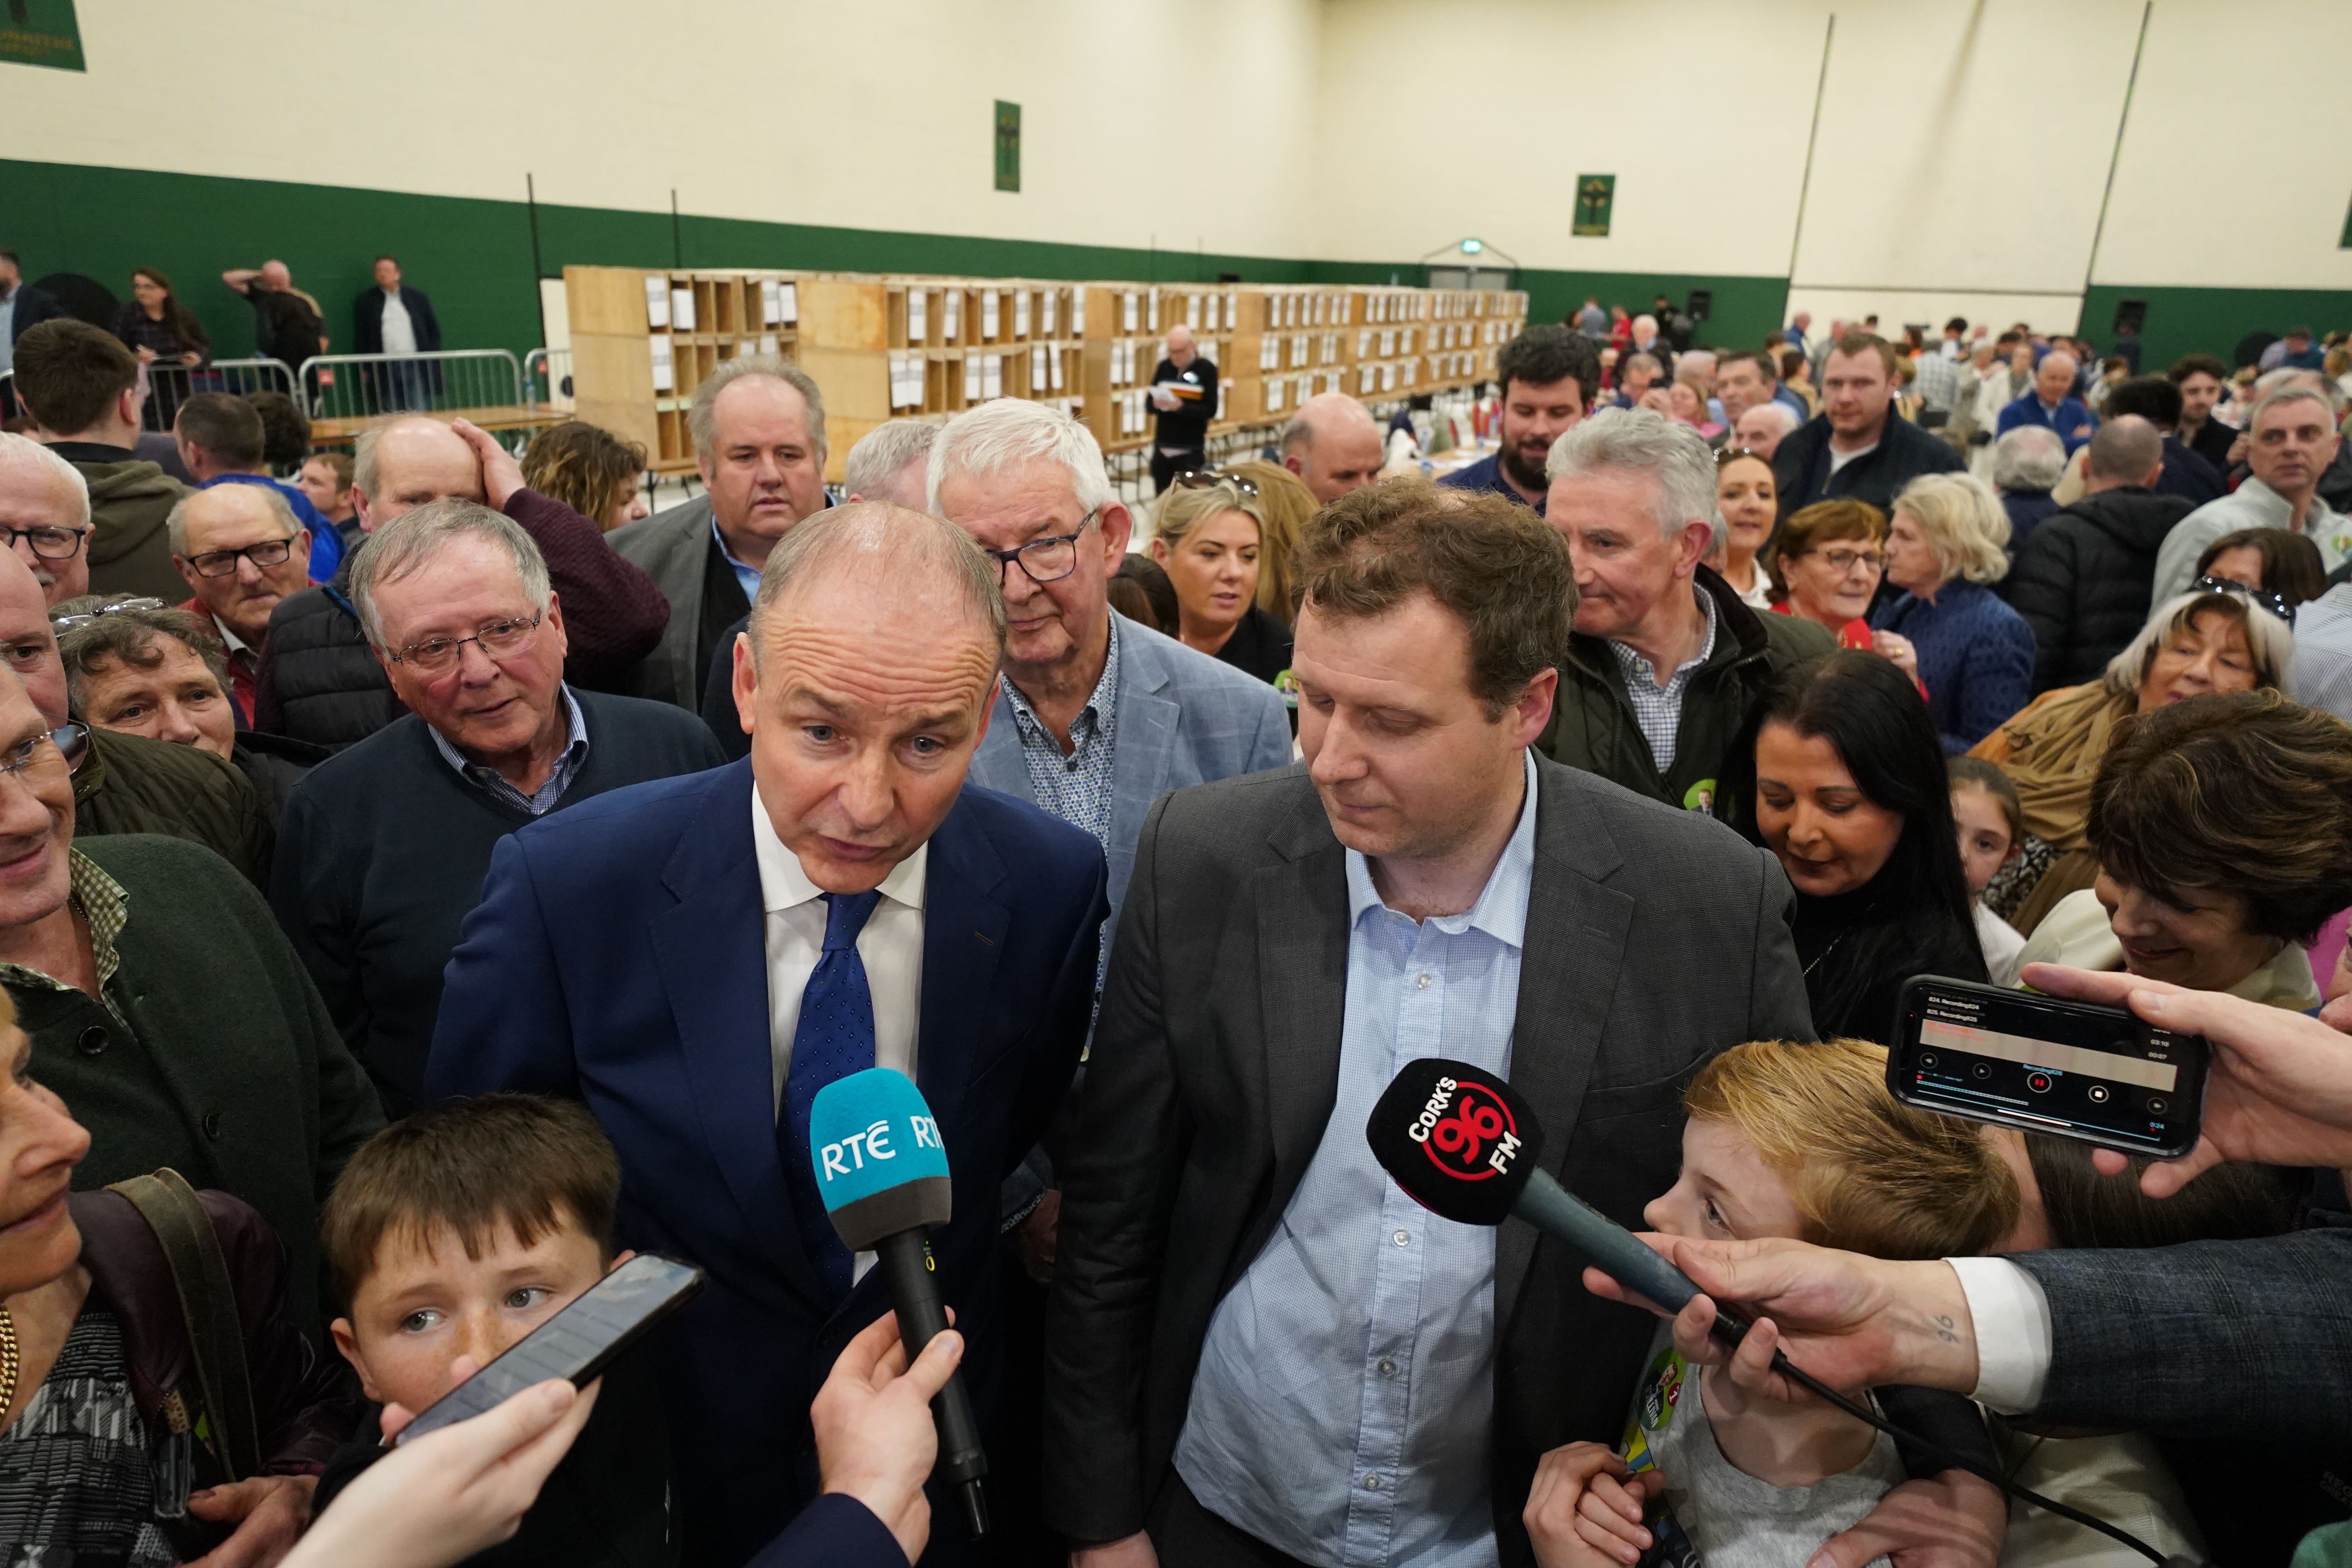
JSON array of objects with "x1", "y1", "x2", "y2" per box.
[
  {"x1": 425, "y1": 759, "x2": 1108, "y2": 1567},
  {"x1": 751, "y1": 1495, "x2": 905, "y2": 1566}
]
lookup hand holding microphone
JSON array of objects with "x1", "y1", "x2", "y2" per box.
[{"x1": 810, "y1": 1068, "x2": 991, "y2": 1540}]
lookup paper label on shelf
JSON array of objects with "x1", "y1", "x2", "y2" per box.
[
  {"x1": 759, "y1": 334, "x2": 779, "y2": 356},
  {"x1": 1070, "y1": 292, "x2": 1085, "y2": 334},
  {"x1": 1031, "y1": 344, "x2": 1047, "y2": 386},
  {"x1": 1042, "y1": 290, "x2": 1058, "y2": 336},
  {"x1": 645, "y1": 276, "x2": 670, "y2": 329},
  {"x1": 909, "y1": 291, "x2": 927, "y2": 343},
  {"x1": 1122, "y1": 292, "x2": 1139, "y2": 332},
  {"x1": 1266, "y1": 378, "x2": 1284, "y2": 413},
  {"x1": 1147, "y1": 289, "x2": 1160, "y2": 331},
  {"x1": 1381, "y1": 363, "x2": 1396, "y2": 392},
  {"x1": 1049, "y1": 350, "x2": 1065, "y2": 391},
  {"x1": 761, "y1": 279, "x2": 781, "y2": 326},
  {"x1": 671, "y1": 287, "x2": 695, "y2": 332},
  {"x1": 964, "y1": 356, "x2": 982, "y2": 401},
  {"x1": 945, "y1": 291, "x2": 961, "y2": 340},
  {"x1": 1259, "y1": 337, "x2": 1276, "y2": 371},
  {"x1": 1015, "y1": 291, "x2": 1031, "y2": 337},
  {"x1": 983, "y1": 355, "x2": 1002, "y2": 399},
  {"x1": 778, "y1": 283, "x2": 797, "y2": 323},
  {"x1": 651, "y1": 336, "x2": 675, "y2": 392},
  {"x1": 982, "y1": 290, "x2": 1000, "y2": 339}
]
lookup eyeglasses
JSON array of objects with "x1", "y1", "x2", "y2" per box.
[
  {"x1": 386, "y1": 612, "x2": 545, "y2": 675},
  {"x1": 1171, "y1": 469, "x2": 1259, "y2": 497},
  {"x1": 0, "y1": 525, "x2": 91, "y2": 561},
  {"x1": 50, "y1": 597, "x2": 168, "y2": 634},
  {"x1": 184, "y1": 537, "x2": 298, "y2": 578},
  {"x1": 2192, "y1": 575, "x2": 2295, "y2": 628},
  {"x1": 1809, "y1": 546, "x2": 1887, "y2": 573},
  {"x1": 978, "y1": 510, "x2": 1099, "y2": 586},
  {"x1": 0, "y1": 722, "x2": 87, "y2": 780}
]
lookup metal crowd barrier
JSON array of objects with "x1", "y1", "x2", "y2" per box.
[
  {"x1": 137, "y1": 357, "x2": 300, "y2": 430},
  {"x1": 296, "y1": 348, "x2": 532, "y2": 442},
  {"x1": 523, "y1": 347, "x2": 574, "y2": 413}
]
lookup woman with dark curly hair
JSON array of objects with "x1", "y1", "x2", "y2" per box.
[
  {"x1": 2014, "y1": 689, "x2": 2352, "y2": 1007},
  {"x1": 519, "y1": 420, "x2": 649, "y2": 533},
  {"x1": 1722, "y1": 650, "x2": 1986, "y2": 1042}
]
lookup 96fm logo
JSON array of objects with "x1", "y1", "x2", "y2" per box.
[{"x1": 1405, "y1": 1075, "x2": 1524, "y2": 1182}]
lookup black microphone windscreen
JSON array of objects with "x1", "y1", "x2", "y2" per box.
[{"x1": 1366, "y1": 1058, "x2": 1545, "y2": 1226}]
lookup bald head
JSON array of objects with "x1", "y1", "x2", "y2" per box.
[
  {"x1": 2084, "y1": 414, "x2": 2165, "y2": 492},
  {"x1": 1281, "y1": 392, "x2": 1384, "y2": 505},
  {"x1": 260, "y1": 261, "x2": 292, "y2": 290},
  {"x1": 747, "y1": 500, "x2": 1005, "y2": 666},
  {"x1": 1165, "y1": 324, "x2": 1196, "y2": 369},
  {"x1": 353, "y1": 416, "x2": 483, "y2": 530},
  {"x1": 2034, "y1": 350, "x2": 2078, "y2": 406}
]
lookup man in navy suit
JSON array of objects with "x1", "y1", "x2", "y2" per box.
[{"x1": 426, "y1": 500, "x2": 1109, "y2": 1566}]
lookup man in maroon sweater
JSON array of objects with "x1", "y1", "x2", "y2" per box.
[{"x1": 251, "y1": 417, "x2": 669, "y2": 748}]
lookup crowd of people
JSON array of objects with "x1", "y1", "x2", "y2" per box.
[{"x1": 0, "y1": 256, "x2": 2349, "y2": 1568}]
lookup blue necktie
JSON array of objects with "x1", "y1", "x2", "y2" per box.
[{"x1": 782, "y1": 889, "x2": 883, "y2": 1299}]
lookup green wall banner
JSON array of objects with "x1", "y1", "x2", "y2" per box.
[
  {"x1": 1573, "y1": 175, "x2": 1615, "y2": 237},
  {"x1": 1, "y1": 0, "x2": 85, "y2": 72},
  {"x1": 995, "y1": 101, "x2": 1021, "y2": 193}
]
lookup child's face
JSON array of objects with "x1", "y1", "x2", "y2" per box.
[
  {"x1": 331, "y1": 1215, "x2": 619, "y2": 1414},
  {"x1": 1645, "y1": 1118, "x2": 1808, "y2": 1243},
  {"x1": 1950, "y1": 784, "x2": 2016, "y2": 898}
]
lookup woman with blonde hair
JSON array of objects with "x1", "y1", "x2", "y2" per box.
[
  {"x1": 1225, "y1": 459, "x2": 1314, "y2": 624},
  {"x1": 1868, "y1": 472, "x2": 2034, "y2": 752},
  {"x1": 1971, "y1": 581, "x2": 2293, "y2": 932},
  {"x1": 1148, "y1": 472, "x2": 1292, "y2": 684}
]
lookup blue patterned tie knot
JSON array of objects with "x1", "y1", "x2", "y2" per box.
[
  {"x1": 782, "y1": 888, "x2": 887, "y2": 1301},
  {"x1": 822, "y1": 889, "x2": 883, "y2": 952}
]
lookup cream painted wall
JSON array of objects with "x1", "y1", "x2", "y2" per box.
[{"x1": 4, "y1": 0, "x2": 1323, "y2": 259}]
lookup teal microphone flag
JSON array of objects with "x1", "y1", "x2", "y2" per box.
[{"x1": 808, "y1": 1068, "x2": 953, "y2": 1251}]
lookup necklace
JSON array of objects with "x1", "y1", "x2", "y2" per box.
[{"x1": 0, "y1": 1305, "x2": 17, "y2": 1417}]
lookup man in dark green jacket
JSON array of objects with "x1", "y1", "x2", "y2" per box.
[
  {"x1": 0, "y1": 664, "x2": 378, "y2": 1332},
  {"x1": 1540, "y1": 408, "x2": 1835, "y2": 811}
]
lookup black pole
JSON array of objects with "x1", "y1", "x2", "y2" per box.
[
  {"x1": 526, "y1": 173, "x2": 548, "y2": 350},
  {"x1": 671, "y1": 189, "x2": 684, "y2": 269}
]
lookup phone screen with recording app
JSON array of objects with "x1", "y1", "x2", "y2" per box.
[
  {"x1": 1888, "y1": 975, "x2": 2208, "y2": 1158},
  {"x1": 394, "y1": 1254, "x2": 704, "y2": 1445}
]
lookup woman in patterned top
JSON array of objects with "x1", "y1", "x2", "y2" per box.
[{"x1": 0, "y1": 985, "x2": 356, "y2": 1563}]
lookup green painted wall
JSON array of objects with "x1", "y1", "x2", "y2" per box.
[{"x1": 2081, "y1": 283, "x2": 2352, "y2": 373}]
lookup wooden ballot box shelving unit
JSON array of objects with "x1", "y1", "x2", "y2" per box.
[{"x1": 565, "y1": 264, "x2": 1528, "y2": 479}]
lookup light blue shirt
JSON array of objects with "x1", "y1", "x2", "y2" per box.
[
  {"x1": 1175, "y1": 751, "x2": 1537, "y2": 1568},
  {"x1": 711, "y1": 517, "x2": 762, "y2": 602}
]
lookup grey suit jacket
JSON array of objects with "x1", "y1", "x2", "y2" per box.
[
  {"x1": 2014, "y1": 1225, "x2": 2352, "y2": 1447},
  {"x1": 1042, "y1": 753, "x2": 1813, "y2": 1561},
  {"x1": 608, "y1": 495, "x2": 717, "y2": 709},
  {"x1": 969, "y1": 613, "x2": 1292, "y2": 922}
]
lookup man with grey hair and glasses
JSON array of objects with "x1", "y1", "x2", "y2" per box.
[
  {"x1": 1541, "y1": 407, "x2": 1832, "y2": 810},
  {"x1": 2154, "y1": 383, "x2": 2352, "y2": 604},
  {"x1": 612, "y1": 354, "x2": 831, "y2": 708},
  {"x1": 270, "y1": 497, "x2": 720, "y2": 1114},
  {"x1": 428, "y1": 501, "x2": 1107, "y2": 1568}
]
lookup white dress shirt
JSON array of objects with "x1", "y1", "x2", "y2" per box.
[
  {"x1": 750, "y1": 783, "x2": 926, "y2": 1108},
  {"x1": 380, "y1": 289, "x2": 417, "y2": 354},
  {"x1": 1946, "y1": 1256, "x2": 2054, "y2": 1413}
]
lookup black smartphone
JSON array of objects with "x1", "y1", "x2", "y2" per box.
[
  {"x1": 1888, "y1": 975, "x2": 2209, "y2": 1158},
  {"x1": 394, "y1": 1254, "x2": 705, "y2": 1445}
]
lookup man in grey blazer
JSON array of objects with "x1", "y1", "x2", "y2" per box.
[
  {"x1": 1046, "y1": 481, "x2": 1817, "y2": 1568},
  {"x1": 929, "y1": 397, "x2": 1292, "y2": 925},
  {"x1": 608, "y1": 356, "x2": 829, "y2": 708}
]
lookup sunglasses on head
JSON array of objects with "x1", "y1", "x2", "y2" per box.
[
  {"x1": 2191, "y1": 575, "x2": 2294, "y2": 627},
  {"x1": 1171, "y1": 469, "x2": 1259, "y2": 497},
  {"x1": 1714, "y1": 446, "x2": 1768, "y2": 467}
]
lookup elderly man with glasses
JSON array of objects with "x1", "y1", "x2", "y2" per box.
[
  {"x1": 269, "y1": 498, "x2": 723, "y2": 1117},
  {"x1": 926, "y1": 397, "x2": 1290, "y2": 1301},
  {"x1": 170, "y1": 481, "x2": 312, "y2": 722}
]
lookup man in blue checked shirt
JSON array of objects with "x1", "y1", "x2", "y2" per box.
[{"x1": 1045, "y1": 483, "x2": 1822, "y2": 1567}]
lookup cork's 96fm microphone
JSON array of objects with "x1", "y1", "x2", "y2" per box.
[
  {"x1": 1363, "y1": 1058, "x2": 2198, "y2": 1568},
  {"x1": 810, "y1": 1067, "x2": 989, "y2": 1540}
]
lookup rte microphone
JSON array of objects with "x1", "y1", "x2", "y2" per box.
[
  {"x1": 809, "y1": 1067, "x2": 990, "y2": 1540},
  {"x1": 1363, "y1": 1058, "x2": 2201, "y2": 1568}
]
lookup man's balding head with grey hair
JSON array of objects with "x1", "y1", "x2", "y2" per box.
[
  {"x1": 1279, "y1": 391, "x2": 1385, "y2": 505},
  {"x1": 167, "y1": 477, "x2": 298, "y2": 556},
  {"x1": 842, "y1": 420, "x2": 941, "y2": 509},
  {"x1": 1992, "y1": 425, "x2": 2066, "y2": 493},
  {"x1": 927, "y1": 398, "x2": 1113, "y2": 517},
  {"x1": 0, "y1": 431, "x2": 92, "y2": 532},
  {"x1": 689, "y1": 356, "x2": 828, "y2": 465},
  {"x1": 1546, "y1": 406, "x2": 1723, "y2": 554},
  {"x1": 349, "y1": 499, "x2": 551, "y2": 650},
  {"x1": 2085, "y1": 415, "x2": 2165, "y2": 489},
  {"x1": 748, "y1": 501, "x2": 1004, "y2": 667}
]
